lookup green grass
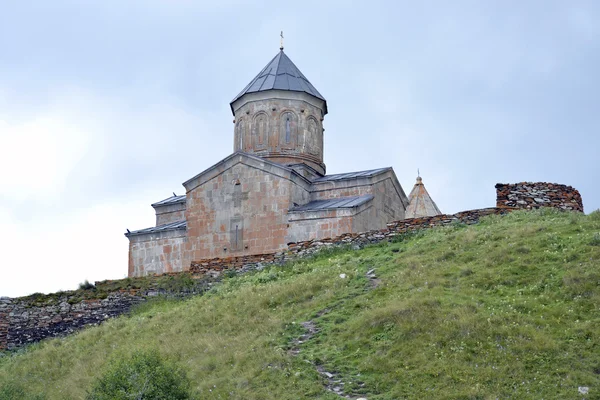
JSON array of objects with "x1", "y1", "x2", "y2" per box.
[{"x1": 1, "y1": 209, "x2": 599, "y2": 399}]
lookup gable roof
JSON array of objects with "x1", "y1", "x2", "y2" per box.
[
  {"x1": 182, "y1": 151, "x2": 312, "y2": 192},
  {"x1": 405, "y1": 176, "x2": 442, "y2": 218},
  {"x1": 230, "y1": 50, "x2": 327, "y2": 114}
]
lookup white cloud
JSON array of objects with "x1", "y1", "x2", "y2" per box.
[
  {"x1": 0, "y1": 114, "x2": 90, "y2": 202},
  {"x1": 0, "y1": 88, "x2": 223, "y2": 297},
  {"x1": 0, "y1": 199, "x2": 154, "y2": 297}
]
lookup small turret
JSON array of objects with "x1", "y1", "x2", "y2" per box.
[{"x1": 405, "y1": 175, "x2": 442, "y2": 218}]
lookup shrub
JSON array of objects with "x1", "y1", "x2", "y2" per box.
[
  {"x1": 86, "y1": 350, "x2": 191, "y2": 400},
  {"x1": 78, "y1": 280, "x2": 95, "y2": 290}
]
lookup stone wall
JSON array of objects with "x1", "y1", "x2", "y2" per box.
[
  {"x1": 183, "y1": 155, "x2": 312, "y2": 265},
  {"x1": 496, "y1": 182, "x2": 583, "y2": 212},
  {"x1": 287, "y1": 205, "x2": 363, "y2": 242},
  {"x1": 0, "y1": 302, "x2": 8, "y2": 351},
  {"x1": 154, "y1": 202, "x2": 186, "y2": 226},
  {"x1": 128, "y1": 229, "x2": 187, "y2": 277},
  {"x1": 232, "y1": 91, "x2": 326, "y2": 175},
  {"x1": 0, "y1": 278, "x2": 212, "y2": 351}
]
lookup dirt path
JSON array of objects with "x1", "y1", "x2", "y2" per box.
[{"x1": 288, "y1": 268, "x2": 380, "y2": 399}]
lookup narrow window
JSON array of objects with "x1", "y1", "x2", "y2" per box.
[
  {"x1": 285, "y1": 116, "x2": 291, "y2": 143},
  {"x1": 258, "y1": 116, "x2": 265, "y2": 144}
]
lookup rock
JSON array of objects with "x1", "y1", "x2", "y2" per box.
[{"x1": 579, "y1": 387, "x2": 589, "y2": 395}]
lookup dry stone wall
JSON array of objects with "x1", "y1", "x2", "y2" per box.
[
  {"x1": 496, "y1": 182, "x2": 583, "y2": 212},
  {"x1": 0, "y1": 280, "x2": 212, "y2": 351}
]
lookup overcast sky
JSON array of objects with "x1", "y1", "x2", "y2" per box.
[{"x1": 1, "y1": 1, "x2": 598, "y2": 297}]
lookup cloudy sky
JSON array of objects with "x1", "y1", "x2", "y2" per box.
[{"x1": 1, "y1": 1, "x2": 598, "y2": 297}]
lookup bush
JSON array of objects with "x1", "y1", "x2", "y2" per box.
[
  {"x1": 78, "y1": 280, "x2": 95, "y2": 290},
  {"x1": 87, "y1": 350, "x2": 191, "y2": 400}
]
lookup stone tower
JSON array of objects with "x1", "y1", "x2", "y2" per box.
[{"x1": 230, "y1": 49, "x2": 328, "y2": 176}]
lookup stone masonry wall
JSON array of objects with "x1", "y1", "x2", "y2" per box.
[
  {"x1": 184, "y1": 161, "x2": 310, "y2": 263},
  {"x1": 234, "y1": 95, "x2": 326, "y2": 175},
  {"x1": 0, "y1": 278, "x2": 212, "y2": 351},
  {"x1": 496, "y1": 182, "x2": 583, "y2": 212},
  {"x1": 128, "y1": 230, "x2": 187, "y2": 277}
]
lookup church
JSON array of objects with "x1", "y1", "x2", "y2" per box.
[{"x1": 125, "y1": 46, "x2": 441, "y2": 277}]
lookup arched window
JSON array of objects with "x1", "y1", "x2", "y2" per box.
[
  {"x1": 307, "y1": 117, "x2": 321, "y2": 157},
  {"x1": 280, "y1": 111, "x2": 297, "y2": 148},
  {"x1": 252, "y1": 113, "x2": 268, "y2": 149}
]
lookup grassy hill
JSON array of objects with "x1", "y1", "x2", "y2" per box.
[{"x1": 1, "y1": 209, "x2": 599, "y2": 399}]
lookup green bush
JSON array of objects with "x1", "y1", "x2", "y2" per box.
[
  {"x1": 78, "y1": 280, "x2": 95, "y2": 290},
  {"x1": 86, "y1": 350, "x2": 191, "y2": 400}
]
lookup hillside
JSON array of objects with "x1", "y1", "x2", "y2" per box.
[{"x1": 1, "y1": 209, "x2": 599, "y2": 399}]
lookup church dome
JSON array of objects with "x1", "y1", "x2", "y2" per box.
[{"x1": 230, "y1": 49, "x2": 328, "y2": 176}]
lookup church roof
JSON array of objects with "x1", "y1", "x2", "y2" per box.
[
  {"x1": 404, "y1": 176, "x2": 442, "y2": 219},
  {"x1": 125, "y1": 220, "x2": 186, "y2": 237},
  {"x1": 290, "y1": 194, "x2": 374, "y2": 212},
  {"x1": 230, "y1": 50, "x2": 327, "y2": 114},
  {"x1": 313, "y1": 168, "x2": 391, "y2": 183},
  {"x1": 151, "y1": 194, "x2": 186, "y2": 207}
]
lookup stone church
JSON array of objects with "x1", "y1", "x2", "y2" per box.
[{"x1": 125, "y1": 48, "x2": 441, "y2": 277}]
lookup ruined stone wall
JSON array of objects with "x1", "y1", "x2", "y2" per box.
[
  {"x1": 128, "y1": 230, "x2": 187, "y2": 277},
  {"x1": 0, "y1": 301, "x2": 8, "y2": 351},
  {"x1": 495, "y1": 182, "x2": 583, "y2": 212},
  {"x1": 0, "y1": 278, "x2": 212, "y2": 351}
]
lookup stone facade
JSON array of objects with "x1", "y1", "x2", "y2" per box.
[
  {"x1": 128, "y1": 228, "x2": 187, "y2": 277},
  {"x1": 182, "y1": 153, "x2": 312, "y2": 262},
  {"x1": 232, "y1": 92, "x2": 326, "y2": 175},
  {"x1": 153, "y1": 200, "x2": 186, "y2": 226}
]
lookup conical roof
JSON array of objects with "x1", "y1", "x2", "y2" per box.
[
  {"x1": 230, "y1": 50, "x2": 327, "y2": 114},
  {"x1": 405, "y1": 176, "x2": 442, "y2": 219}
]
